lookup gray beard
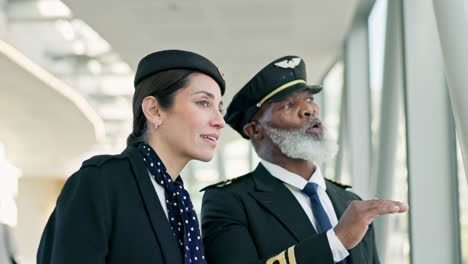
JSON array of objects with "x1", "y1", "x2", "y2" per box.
[{"x1": 262, "y1": 118, "x2": 339, "y2": 164}]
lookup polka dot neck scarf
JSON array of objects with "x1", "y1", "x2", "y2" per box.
[{"x1": 138, "y1": 143, "x2": 207, "y2": 264}]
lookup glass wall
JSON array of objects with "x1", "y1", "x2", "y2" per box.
[
  {"x1": 223, "y1": 139, "x2": 252, "y2": 180},
  {"x1": 368, "y1": 0, "x2": 410, "y2": 263},
  {"x1": 458, "y1": 137, "x2": 468, "y2": 263},
  {"x1": 321, "y1": 61, "x2": 345, "y2": 182}
]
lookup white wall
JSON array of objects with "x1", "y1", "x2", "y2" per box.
[{"x1": 16, "y1": 177, "x2": 64, "y2": 264}]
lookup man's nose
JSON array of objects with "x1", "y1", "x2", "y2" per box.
[{"x1": 300, "y1": 104, "x2": 318, "y2": 117}]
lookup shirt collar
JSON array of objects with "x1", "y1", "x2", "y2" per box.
[{"x1": 260, "y1": 159, "x2": 326, "y2": 192}]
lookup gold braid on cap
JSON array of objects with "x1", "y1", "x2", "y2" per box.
[{"x1": 256, "y1": 80, "x2": 306, "y2": 108}]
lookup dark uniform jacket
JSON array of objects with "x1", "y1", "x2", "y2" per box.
[
  {"x1": 201, "y1": 163, "x2": 379, "y2": 264},
  {"x1": 37, "y1": 147, "x2": 183, "y2": 264}
]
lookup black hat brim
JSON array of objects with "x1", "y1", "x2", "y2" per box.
[{"x1": 268, "y1": 83, "x2": 322, "y2": 102}]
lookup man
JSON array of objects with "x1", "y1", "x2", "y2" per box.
[{"x1": 201, "y1": 56, "x2": 408, "y2": 264}]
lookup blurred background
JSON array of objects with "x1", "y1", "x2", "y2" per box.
[{"x1": 0, "y1": 0, "x2": 467, "y2": 263}]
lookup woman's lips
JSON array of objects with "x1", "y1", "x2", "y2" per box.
[{"x1": 200, "y1": 134, "x2": 219, "y2": 147}]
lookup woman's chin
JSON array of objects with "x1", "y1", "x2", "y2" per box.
[{"x1": 193, "y1": 152, "x2": 214, "y2": 162}]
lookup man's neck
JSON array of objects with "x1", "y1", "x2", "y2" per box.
[{"x1": 264, "y1": 156, "x2": 316, "y2": 181}]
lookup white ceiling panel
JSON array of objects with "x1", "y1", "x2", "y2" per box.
[{"x1": 0, "y1": 41, "x2": 104, "y2": 177}]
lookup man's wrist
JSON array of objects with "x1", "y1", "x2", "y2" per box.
[{"x1": 326, "y1": 229, "x2": 349, "y2": 263}]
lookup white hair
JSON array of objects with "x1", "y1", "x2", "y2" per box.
[{"x1": 262, "y1": 117, "x2": 339, "y2": 164}]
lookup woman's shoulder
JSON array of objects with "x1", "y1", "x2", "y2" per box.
[
  {"x1": 69, "y1": 149, "x2": 137, "y2": 183},
  {"x1": 81, "y1": 152, "x2": 128, "y2": 169},
  {"x1": 80, "y1": 147, "x2": 141, "y2": 169},
  {"x1": 61, "y1": 150, "x2": 135, "y2": 194}
]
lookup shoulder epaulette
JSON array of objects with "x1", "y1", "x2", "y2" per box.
[
  {"x1": 325, "y1": 178, "x2": 351, "y2": 189},
  {"x1": 200, "y1": 177, "x2": 240, "y2": 192}
]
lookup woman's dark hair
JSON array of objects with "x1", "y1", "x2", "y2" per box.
[{"x1": 126, "y1": 69, "x2": 194, "y2": 147}]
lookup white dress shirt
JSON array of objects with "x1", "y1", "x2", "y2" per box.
[
  {"x1": 261, "y1": 160, "x2": 349, "y2": 263},
  {"x1": 148, "y1": 171, "x2": 169, "y2": 219}
]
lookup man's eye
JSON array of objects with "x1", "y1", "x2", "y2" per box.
[
  {"x1": 284, "y1": 102, "x2": 293, "y2": 109},
  {"x1": 306, "y1": 97, "x2": 314, "y2": 103}
]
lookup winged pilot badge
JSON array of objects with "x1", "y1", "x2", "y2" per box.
[{"x1": 274, "y1": 57, "x2": 302, "y2": 69}]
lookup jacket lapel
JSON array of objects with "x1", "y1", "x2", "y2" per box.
[
  {"x1": 325, "y1": 181, "x2": 349, "y2": 219},
  {"x1": 249, "y1": 164, "x2": 316, "y2": 242},
  {"x1": 326, "y1": 181, "x2": 368, "y2": 264},
  {"x1": 123, "y1": 147, "x2": 183, "y2": 264}
]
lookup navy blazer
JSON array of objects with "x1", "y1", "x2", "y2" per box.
[
  {"x1": 201, "y1": 163, "x2": 379, "y2": 264},
  {"x1": 37, "y1": 147, "x2": 183, "y2": 264}
]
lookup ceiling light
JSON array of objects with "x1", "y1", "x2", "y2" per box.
[
  {"x1": 37, "y1": 0, "x2": 71, "y2": 18},
  {"x1": 55, "y1": 19, "x2": 75, "y2": 41}
]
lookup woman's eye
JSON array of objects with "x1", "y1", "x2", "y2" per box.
[
  {"x1": 306, "y1": 97, "x2": 314, "y2": 103},
  {"x1": 198, "y1": 100, "x2": 209, "y2": 107},
  {"x1": 219, "y1": 107, "x2": 224, "y2": 114}
]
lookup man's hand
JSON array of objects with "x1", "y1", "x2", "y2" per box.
[{"x1": 334, "y1": 199, "x2": 408, "y2": 249}]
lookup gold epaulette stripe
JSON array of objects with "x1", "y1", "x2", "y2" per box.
[
  {"x1": 327, "y1": 178, "x2": 350, "y2": 188},
  {"x1": 287, "y1": 246, "x2": 297, "y2": 264},
  {"x1": 266, "y1": 250, "x2": 287, "y2": 264},
  {"x1": 265, "y1": 245, "x2": 296, "y2": 264}
]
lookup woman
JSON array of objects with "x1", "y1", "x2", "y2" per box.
[{"x1": 37, "y1": 50, "x2": 226, "y2": 264}]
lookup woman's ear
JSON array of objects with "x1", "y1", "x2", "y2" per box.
[
  {"x1": 142, "y1": 96, "x2": 164, "y2": 130},
  {"x1": 243, "y1": 120, "x2": 263, "y2": 140}
]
